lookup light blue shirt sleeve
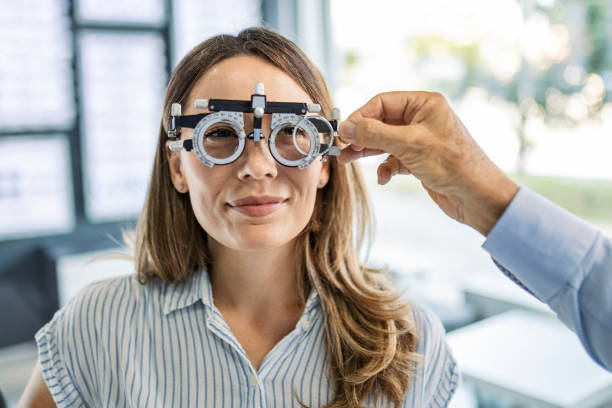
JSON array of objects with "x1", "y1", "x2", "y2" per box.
[{"x1": 482, "y1": 186, "x2": 612, "y2": 371}]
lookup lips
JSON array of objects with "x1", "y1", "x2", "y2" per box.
[
  {"x1": 229, "y1": 195, "x2": 286, "y2": 206},
  {"x1": 228, "y1": 195, "x2": 288, "y2": 217}
]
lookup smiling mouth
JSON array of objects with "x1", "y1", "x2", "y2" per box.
[{"x1": 228, "y1": 196, "x2": 288, "y2": 217}]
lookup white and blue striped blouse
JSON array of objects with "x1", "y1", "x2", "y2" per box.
[{"x1": 36, "y1": 269, "x2": 460, "y2": 407}]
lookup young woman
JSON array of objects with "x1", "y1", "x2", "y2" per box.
[{"x1": 20, "y1": 28, "x2": 459, "y2": 407}]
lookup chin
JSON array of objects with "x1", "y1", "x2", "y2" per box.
[{"x1": 229, "y1": 224, "x2": 303, "y2": 252}]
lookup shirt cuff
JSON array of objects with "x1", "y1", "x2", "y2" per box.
[{"x1": 482, "y1": 186, "x2": 600, "y2": 302}]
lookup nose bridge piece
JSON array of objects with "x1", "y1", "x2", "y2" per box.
[
  {"x1": 244, "y1": 112, "x2": 271, "y2": 142},
  {"x1": 251, "y1": 82, "x2": 266, "y2": 142},
  {"x1": 246, "y1": 130, "x2": 267, "y2": 141}
]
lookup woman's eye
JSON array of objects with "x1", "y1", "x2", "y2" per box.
[
  {"x1": 280, "y1": 127, "x2": 307, "y2": 138},
  {"x1": 279, "y1": 127, "x2": 294, "y2": 135},
  {"x1": 206, "y1": 129, "x2": 236, "y2": 138}
]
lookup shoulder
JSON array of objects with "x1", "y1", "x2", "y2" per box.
[
  {"x1": 70, "y1": 273, "x2": 167, "y2": 308},
  {"x1": 409, "y1": 302, "x2": 461, "y2": 406},
  {"x1": 42, "y1": 274, "x2": 164, "y2": 344},
  {"x1": 34, "y1": 275, "x2": 142, "y2": 406},
  {"x1": 409, "y1": 303, "x2": 452, "y2": 375},
  {"x1": 64, "y1": 275, "x2": 151, "y2": 319},
  {"x1": 409, "y1": 303, "x2": 446, "y2": 353}
]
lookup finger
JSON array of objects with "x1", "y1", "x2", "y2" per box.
[
  {"x1": 337, "y1": 146, "x2": 363, "y2": 163},
  {"x1": 377, "y1": 158, "x2": 393, "y2": 185},
  {"x1": 342, "y1": 117, "x2": 422, "y2": 157},
  {"x1": 337, "y1": 146, "x2": 385, "y2": 164},
  {"x1": 342, "y1": 91, "x2": 432, "y2": 126},
  {"x1": 377, "y1": 155, "x2": 401, "y2": 185}
]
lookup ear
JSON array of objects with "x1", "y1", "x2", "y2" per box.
[
  {"x1": 165, "y1": 140, "x2": 189, "y2": 193},
  {"x1": 317, "y1": 160, "x2": 330, "y2": 189}
]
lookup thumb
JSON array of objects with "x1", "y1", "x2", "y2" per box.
[{"x1": 339, "y1": 118, "x2": 418, "y2": 157}]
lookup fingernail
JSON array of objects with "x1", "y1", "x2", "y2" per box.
[
  {"x1": 378, "y1": 167, "x2": 389, "y2": 185},
  {"x1": 340, "y1": 121, "x2": 355, "y2": 139}
]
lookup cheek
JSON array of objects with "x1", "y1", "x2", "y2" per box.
[
  {"x1": 292, "y1": 166, "x2": 323, "y2": 211},
  {"x1": 183, "y1": 156, "x2": 226, "y2": 220},
  {"x1": 188, "y1": 184, "x2": 217, "y2": 229},
  {"x1": 305, "y1": 161, "x2": 326, "y2": 190}
]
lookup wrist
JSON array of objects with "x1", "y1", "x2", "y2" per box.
[{"x1": 463, "y1": 172, "x2": 519, "y2": 236}]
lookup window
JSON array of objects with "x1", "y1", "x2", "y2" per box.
[
  {"x1": 330, "y1": 0, "x2": 612, "y2": 279},
  {"x1": 0, "y1": 0, "x2": 261, "y2": 353},
  {"x1": 79, "y1": 31, "x2": 167, "y2": 221},
  {"x1": 0, "y1": 135, "x2": 74, "y2": 240}
]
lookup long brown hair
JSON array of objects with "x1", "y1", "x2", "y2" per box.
[{"x1": 132, "y1": 27, "x2": 420, "y2": 407}]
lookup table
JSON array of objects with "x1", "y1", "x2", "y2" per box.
[{"x1": 447, "y1": 310, "x2": 612, "y2": 408}]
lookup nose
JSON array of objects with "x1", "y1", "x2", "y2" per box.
[{"x1": 235, "y1": 121, "x2": 278, "y2": 181}]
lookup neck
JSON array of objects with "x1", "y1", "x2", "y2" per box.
[{"x1": 208, "y1": 238, "x2": 303, "y2": 315}]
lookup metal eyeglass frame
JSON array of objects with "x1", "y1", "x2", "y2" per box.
[{"x1": 167, "y1": 82, "x2": 341, "y2": 170}]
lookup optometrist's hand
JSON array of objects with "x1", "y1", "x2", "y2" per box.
[{"x1": 337, "y1": 91, "x2": 519, "y2": 236}]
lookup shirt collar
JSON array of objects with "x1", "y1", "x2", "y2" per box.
[
  {"x1": 162, "y1": 268, "x2": 213, "y2": 315},
  {"x1": 162, "y1": 267, "x2": 320, "y2": 316},
  {"x1": 303, "y1": 288, "x2": 320, "y2": 317}
]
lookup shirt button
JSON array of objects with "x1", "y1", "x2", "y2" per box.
[{"x1": 302, "y1": 319, "x2": 312, "y2": 331}]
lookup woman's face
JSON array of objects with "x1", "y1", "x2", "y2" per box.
[{"x1": 167, "y1": 55, "x2": 329, "y2": 253}]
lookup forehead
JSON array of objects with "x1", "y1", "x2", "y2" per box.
[{"x1": 184, "y1": 55, "x2": 313, "y2": 112}]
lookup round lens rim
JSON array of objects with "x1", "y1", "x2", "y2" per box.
[
  {"x1": 192, "y1": 112, "x2": 246, "y2": 167},
  {"x1": 269, "y1": 114, "x2": 320, "y2": 168},
  {"x1": 303, "y1": 116, "x2": 336, "y2": 156}
]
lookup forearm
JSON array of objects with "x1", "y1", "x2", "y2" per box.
[{"x1": 546, "y1": 231, "x2": 612, "y2": 370}]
